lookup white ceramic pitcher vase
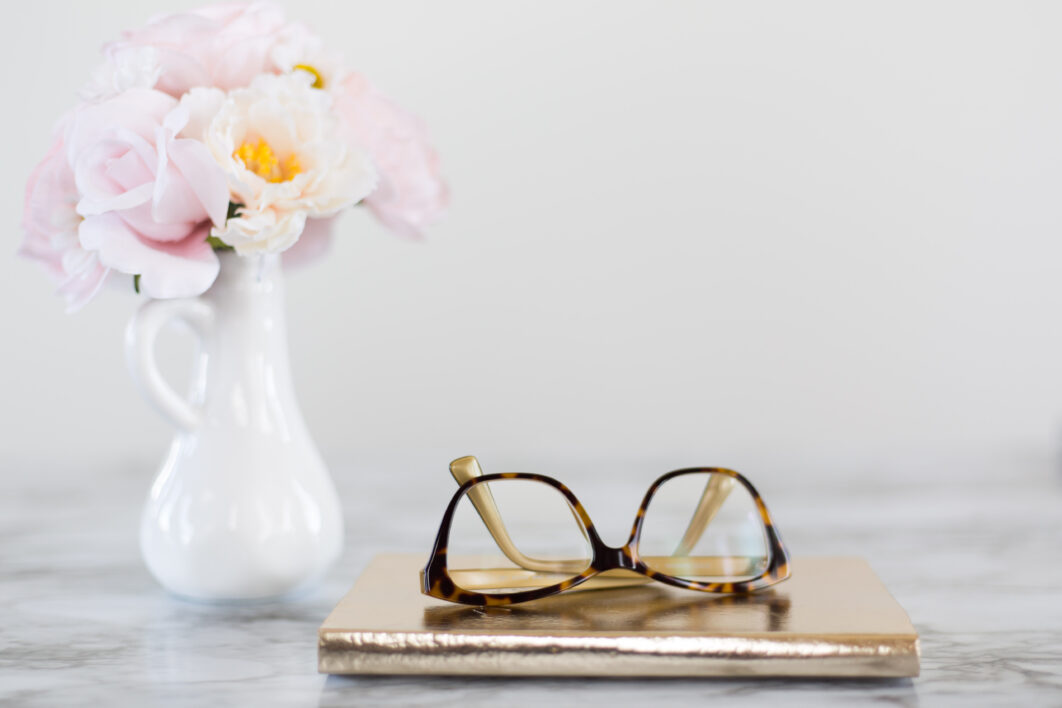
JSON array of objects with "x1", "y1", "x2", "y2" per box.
[{"x1": 125, "y1": 251, "x2": 343, "y2": 602}]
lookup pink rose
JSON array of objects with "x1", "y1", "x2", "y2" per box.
[
  {"x1": 20, "y1": 131, "x2": 109, "y2": 312},
  {"x1": 104, "y1": 2, "x2": 291, "y2": 97},
  {"x1": 67, "y1": 88, "x2": 229, "y2": 298},
  {"x1": 333, "y1": 73, "x2": 448, "y2": 239}
]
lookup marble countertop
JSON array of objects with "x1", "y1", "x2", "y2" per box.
[{"x1": 2, "y1": 448, "x2": 1061, "y2": 706}]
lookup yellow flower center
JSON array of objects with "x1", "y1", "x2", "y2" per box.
[
  {"x1": 233, "y1": 139, "x2": 302, "y2": 183},
  {"x1": 293, "y1": 63, "x2": 325, "y2": 89}
]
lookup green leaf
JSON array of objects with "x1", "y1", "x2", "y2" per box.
[
  {"x1": 133, "y1": 274, "x2": 141, "y2": 294},
  {"x1": 206, "y1": 201, "x2": 245, "y2": 251},
  {"x1": 206, "y1": 235, "x2": 233, "y2": 251}
]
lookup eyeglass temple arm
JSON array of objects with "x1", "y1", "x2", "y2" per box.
[
  {"x1": 450, "y1": 456, "x2": 587, "y2": 573},
  {"x1": 445, "y1": 557, "x2": 764, "y2": 593},
  {"x1": 672, "y1": 474, "x2": 736, "y2": 556}
]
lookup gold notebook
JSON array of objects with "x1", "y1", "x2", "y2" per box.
[{"x1": 318, "y1": 554, "x2": 919, "y2": 678}]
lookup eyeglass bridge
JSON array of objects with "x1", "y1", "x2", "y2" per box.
[{"x1": 593, "y1": 546, "x2": 638, "y2": 572}]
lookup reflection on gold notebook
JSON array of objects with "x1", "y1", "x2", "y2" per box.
[{"x1": 318, "y1": 554, "x2": 919, "y2": 678}]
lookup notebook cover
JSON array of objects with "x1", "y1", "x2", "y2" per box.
[{"x1": 318, "y1": 554, "x2": 919, "y2": 677}]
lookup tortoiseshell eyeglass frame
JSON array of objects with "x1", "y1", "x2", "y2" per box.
[{"x1": 422, "y1": 468, "x2": 791, "y2": 606}]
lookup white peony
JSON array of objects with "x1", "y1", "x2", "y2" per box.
[
  {"x1": 81, "y1": 45, "x2": 162, "y2": 100},
  {"x1": 269, "y1": 23, "x2": 349, "y2": 92},
  {"x1": 194, "y1": 73, "x2": 376, "y2": 254}
]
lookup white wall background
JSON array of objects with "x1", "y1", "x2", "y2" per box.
[{"x1": 2, "y1": 1, "x2": 1061, "y2": 471}]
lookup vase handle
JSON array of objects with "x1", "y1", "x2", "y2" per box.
[{"x1": 125, "y1": 298, "x2": 215, "y2": 433}]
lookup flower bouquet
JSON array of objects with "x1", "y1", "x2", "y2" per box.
[
  {"x1": 23, "y1": 1, "x2": 446, "y2": 306},
  {"x1": 20, "y1": 3, "x2": 447, "y2": 601}
]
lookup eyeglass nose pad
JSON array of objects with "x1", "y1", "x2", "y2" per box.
[{"x1": 449, "y1": 455, "x2": 483, "y2": 485}]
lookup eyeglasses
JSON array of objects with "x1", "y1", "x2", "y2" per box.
[{"x1": 421, "y1": 456, "x2": 791, "y2": 606}]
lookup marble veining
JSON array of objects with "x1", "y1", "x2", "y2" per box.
[{"x1": 2, "y1": 448, "x2": 1060, "y2": 706}]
